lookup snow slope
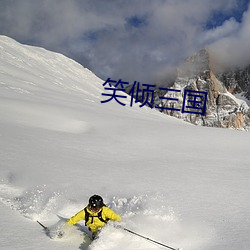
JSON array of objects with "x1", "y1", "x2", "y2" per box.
[{"x1": 0, "y1": 36, "x2": 250, "y2": 250}]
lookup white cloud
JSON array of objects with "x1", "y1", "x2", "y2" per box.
[
  {"x1": 209, "y1": 5, "x2": 250, "y2": 68},
  {"x1": 200, "y1": 18, "x2": 240, "y2": 45},
  {"x1": 0, "y1": 0, "x2": 249, "y2": 83}
]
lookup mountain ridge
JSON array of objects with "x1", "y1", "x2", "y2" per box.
[{"x1": 154, "y1": 48, "x2": 250, "y2": 130}]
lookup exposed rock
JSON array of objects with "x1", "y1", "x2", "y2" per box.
[
  {"x1": 155, "y1": 49, "x2": 250, "y2": 130},
  {"x1": 216, "y1": 66, "x2": 250, "y2": 100}
]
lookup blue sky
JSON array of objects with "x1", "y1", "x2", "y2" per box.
[
  {"x1": 206, "y1": 0, "x2": 249, "y2": 28},
  {"x1": 0, "y1": 0, "x2": 249, "y2": 84}
]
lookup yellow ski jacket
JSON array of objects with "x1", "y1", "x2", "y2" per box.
[{"x1": 67, "y1": 206, "x2": 121, "y2": 233}]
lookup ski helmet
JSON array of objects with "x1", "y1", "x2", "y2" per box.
[{"x1": 89, "y1": 195, "x2": 104, "y2": 210}]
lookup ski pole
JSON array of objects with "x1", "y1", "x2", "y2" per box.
[
  {"x1": 122, "y1": 227, "x2": 180, "y2": 250},
  {"x1": 37, "y1": 220, "x2": 48, "y2": 231}
]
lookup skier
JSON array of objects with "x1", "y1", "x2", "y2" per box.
[{"x1": 66, "y1": 194, "x2": 121, "y2": 239}]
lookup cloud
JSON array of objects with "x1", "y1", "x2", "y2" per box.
[
  {"x1": 200, "y1": 18, "x2": 240, "y2": 45},
  {"x1": 0, "y1": 0, "x2": 249, "y2": 84},
  {"x1": 209, "y1": 4, "x2": 250, "y2": 69}
]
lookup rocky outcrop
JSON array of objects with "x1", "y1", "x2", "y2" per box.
[
  {"x1": 217, "y1": 66, "x2": 250, "y2": 100},
  {"x1": 155, "y1": 49, "x2": 250, "y2": 130}
]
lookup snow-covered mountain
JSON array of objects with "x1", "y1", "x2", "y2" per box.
[
  {"x1": 0, "y1": 36, "x2": 250, "y2": 250},
  {"x1": 155, "y1": 49, "x2": 250, "y2": 130}
]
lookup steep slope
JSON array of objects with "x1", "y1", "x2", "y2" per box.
[
  {"x1": 217, "y1": 66, "x2": 250, "y2": 102},
  {"x1": 0, "y1": 36, "x2": 250, "y2": 250}
]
